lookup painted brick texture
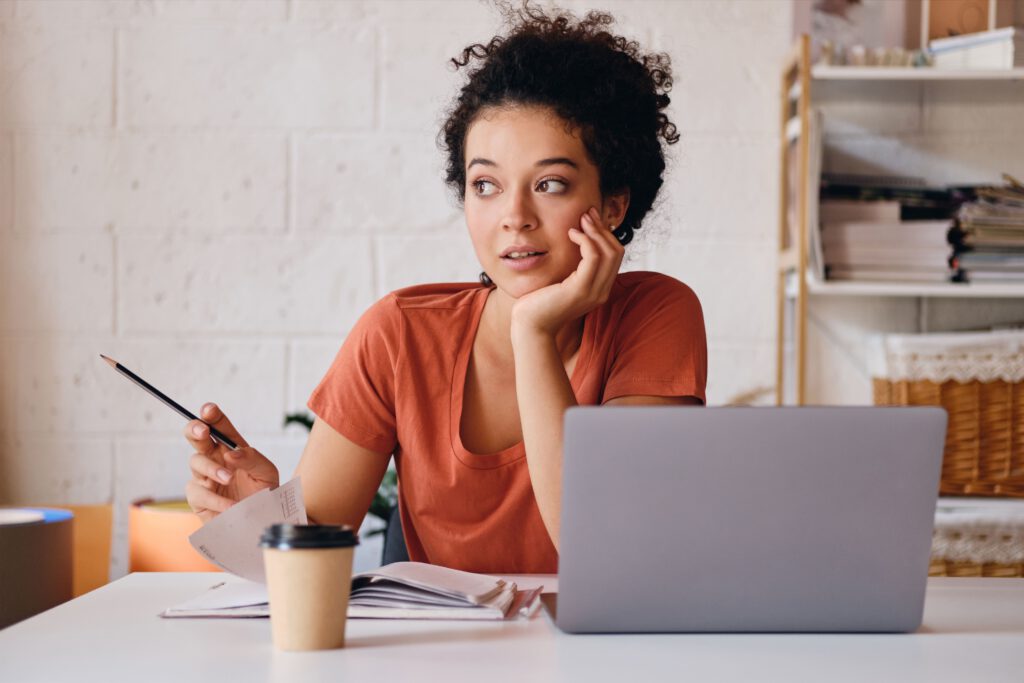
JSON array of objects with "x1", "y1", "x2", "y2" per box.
[{"x1": 0, "y1": 0, "x2": 793, "y2": 577}]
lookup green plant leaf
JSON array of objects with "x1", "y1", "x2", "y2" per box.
[{"x1": 284, "y1": 412, "x2": 314, "y2": 431}]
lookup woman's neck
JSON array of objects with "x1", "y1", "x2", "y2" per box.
[{"x1": 482, "y1": 287, "x2": 584, "y2": 365}]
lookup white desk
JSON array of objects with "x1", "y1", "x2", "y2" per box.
[{"x1": 2, "y1": 573, "x2": 1023, "y2": 683}]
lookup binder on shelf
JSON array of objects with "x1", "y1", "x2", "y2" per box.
[{"x1": 929, "y1": 27, "x2": 1024, "y2": 69}]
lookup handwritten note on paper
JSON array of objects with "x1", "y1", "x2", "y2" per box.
[{"x1": 188, "y1": 478, "x2": 307, "y2": 583}]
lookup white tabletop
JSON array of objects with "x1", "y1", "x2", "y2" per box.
[{"x1": 2, "y1": 573, "x2": 1024, "y2": 683}]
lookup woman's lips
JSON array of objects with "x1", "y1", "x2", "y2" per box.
[{"x1": 500, "y1": 252, "x2": 547, "y2": 271}]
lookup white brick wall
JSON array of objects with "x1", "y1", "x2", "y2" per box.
[
  {"x1": 0, "y1": 0, "x2": 794, "y2": 577},
  {"x1": 0, "y1": 25, "x2": 115, "y2": 127},
  {"x1": 17, "y1": 132, "x2": 287, "y2": 231},
  {"x1": 294, "y1": 133, "x2": 461, "y2": 234},
  {"x1": 123, "y1": 25, "x2": 376, "y2": 128}
]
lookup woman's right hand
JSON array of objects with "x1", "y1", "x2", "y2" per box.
[{"x1": 184, "y1": 402, "x2": 280, "y2": 523}]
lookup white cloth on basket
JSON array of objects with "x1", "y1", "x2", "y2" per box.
[{"x1": 870, "y1": 329, "x2": 1024, "y2": 383}]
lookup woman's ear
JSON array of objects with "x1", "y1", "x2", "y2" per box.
[{"x1": 602, "y1": 190, "x2": 630, "y2": 228}]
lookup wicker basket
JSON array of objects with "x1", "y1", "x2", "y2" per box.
[
  {"x1": 928, "y1": 500, "x2": 1024, "y2": 577},
  {"x1": 929, "y1": 558, "x2": 1024, "y2": 577},
  {"x1": 871, "y1": 330, "x2": 1024, "y2": 498}
]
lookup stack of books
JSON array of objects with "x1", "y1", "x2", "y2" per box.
[
  {"x1": 818, "y1": 175, "x2": 962, "y2": 283},
  {"x1": 929, "y1": 27, "x2": 1023, "y2": 69},
  {"x1": 950, "y1": 175, "x2": 1024, "y2": 283}
]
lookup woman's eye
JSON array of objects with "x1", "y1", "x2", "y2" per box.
[
  {"x1": 537, "y1": 178, "x2": 568, "y2": 194},
  {"x1": 472, "y1": 179, "x2": 498, "y2": 196}
]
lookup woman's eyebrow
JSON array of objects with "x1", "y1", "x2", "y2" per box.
[
  {"x1": 534, "y1": 157, "x2": 578, "y2": 169},
  {"x1": 466, "y1": 156, "x2": 579, "y2": 170}
]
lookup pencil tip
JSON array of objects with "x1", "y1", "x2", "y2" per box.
[{"x1": 99, "y1": 354, "x2": 116, "y2": 368}]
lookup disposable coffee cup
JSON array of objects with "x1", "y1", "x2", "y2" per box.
[{"x1": 260, "y1": 524, "x2": 359, "y2": 651}]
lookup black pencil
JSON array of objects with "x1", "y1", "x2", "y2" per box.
[{"x1": 99, "y1": 354, "x2": 240, "y2": 451}]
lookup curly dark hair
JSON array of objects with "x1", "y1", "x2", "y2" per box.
[{"x1": 439, "y1": 2, "x2": 679, "y2": 247}]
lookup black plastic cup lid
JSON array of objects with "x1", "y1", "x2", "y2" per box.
[{"x1": 260, "y1": 523, "x2": 359, "y2": 550}]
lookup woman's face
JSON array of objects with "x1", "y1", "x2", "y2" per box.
[{"x1": 463, "y1": 105, "x2": 617, "y2": 300}]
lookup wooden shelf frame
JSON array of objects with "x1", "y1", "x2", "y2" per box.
[{"x1": 776, "y1": 35, "x2": 812, "y2": 406}]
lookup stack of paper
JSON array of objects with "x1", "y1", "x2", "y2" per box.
[
  {"x1": 950, "y1": 175, "x2": 1024, "y2": 283},
  {"x1": 819, "y1": 199, "x2": 954, "y2": 283}
]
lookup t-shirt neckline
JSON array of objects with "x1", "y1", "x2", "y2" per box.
[{"x1": 448, "y1": 285, "x2": 593, "y2": 469}]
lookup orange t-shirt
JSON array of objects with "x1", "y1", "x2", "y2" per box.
[{"x1": 307, "y1": 270, "x2": 707, "y2": 573}]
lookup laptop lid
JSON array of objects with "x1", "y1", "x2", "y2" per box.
[{"x1": 556, "y1": 406, "x2": 946, "y2": 633}]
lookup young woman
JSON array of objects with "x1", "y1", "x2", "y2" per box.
[{"x1": 184, "y1": 4, "x2": 707, "y2": 574}]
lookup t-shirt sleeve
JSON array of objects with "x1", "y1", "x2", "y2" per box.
[
  {"x1": 601, "y1": 275, "x2": 708, "y2": 404},
  {"x1": 307, "y1": 294, "x2": 402, "y2": 455}
]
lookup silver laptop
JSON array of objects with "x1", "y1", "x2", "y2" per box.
[{"x1": 556, "y1": 406, "x2": 947, "y2": 633}]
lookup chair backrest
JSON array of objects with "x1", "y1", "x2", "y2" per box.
[{"x1": 381, "y1": 505, "x2": 409, "y2": 565}]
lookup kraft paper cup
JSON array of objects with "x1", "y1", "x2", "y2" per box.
[{"x1": 260, "y1": 524, "x2": 359, "y2": 651}]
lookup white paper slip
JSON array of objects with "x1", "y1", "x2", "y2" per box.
[
  {"x1": 188, "y1": 478, "x2": 306, "y2": 583},
  {"x1": 163, "y1": 578, "x2": 270, "y2": 616}
]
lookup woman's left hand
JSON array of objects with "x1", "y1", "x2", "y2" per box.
[{"x1": 510, "y1": 206, "x2": 624, "y2": 339}]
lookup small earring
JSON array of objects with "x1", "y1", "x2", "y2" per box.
[{"x1": 479, "y1": 272, "x2": 493, "y2": 287}]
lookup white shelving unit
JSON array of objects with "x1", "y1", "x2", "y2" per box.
[
  {"x1": 811, "y1": 66, "x2": 1024, "y2": 81},
  {"x1": 776, "y1": 38, "x2": 1024, "y2": 405},
  {"x1": 805, "y1": 274, "x2": 1024, "y2": 298}
]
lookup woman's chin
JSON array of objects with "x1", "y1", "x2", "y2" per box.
[
  {"x1": 508, "y1": 281, "x2": 569, "y2": 301},
  {"x1": 492, "y1": 276, "x2": 551, "y2": 300},
  {"x1": 489, "y1": 262, "x2": 575, "y2": 299}
]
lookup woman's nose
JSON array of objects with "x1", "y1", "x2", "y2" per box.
[{"x1": 501, "y1": 188, "x2": 537, "y2": 231}]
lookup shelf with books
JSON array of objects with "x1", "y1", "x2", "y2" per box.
[{"x1": 776, "y1": 36, "x2": 1024, "y2": 406}]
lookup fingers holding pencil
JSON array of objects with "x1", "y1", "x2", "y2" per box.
[
  {"x1": 200, "y1": 403, "x2": 249, "y2": 450},
  {"x1": 185, "y1": 443, "x2": 280, "y2": 520},
  {"x1": 184, "y1": 403, "x2": 248, "y2": 454},
  {"x1": 98, "y1": 357, "x2": 280, "y2": 522},
  {"x1": 182, "y1": 402, "x2": 280, "y2": 521}
]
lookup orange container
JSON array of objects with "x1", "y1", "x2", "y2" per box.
[{"x1": 128, "y1": 499, "x2": 221, "y2": 572}]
